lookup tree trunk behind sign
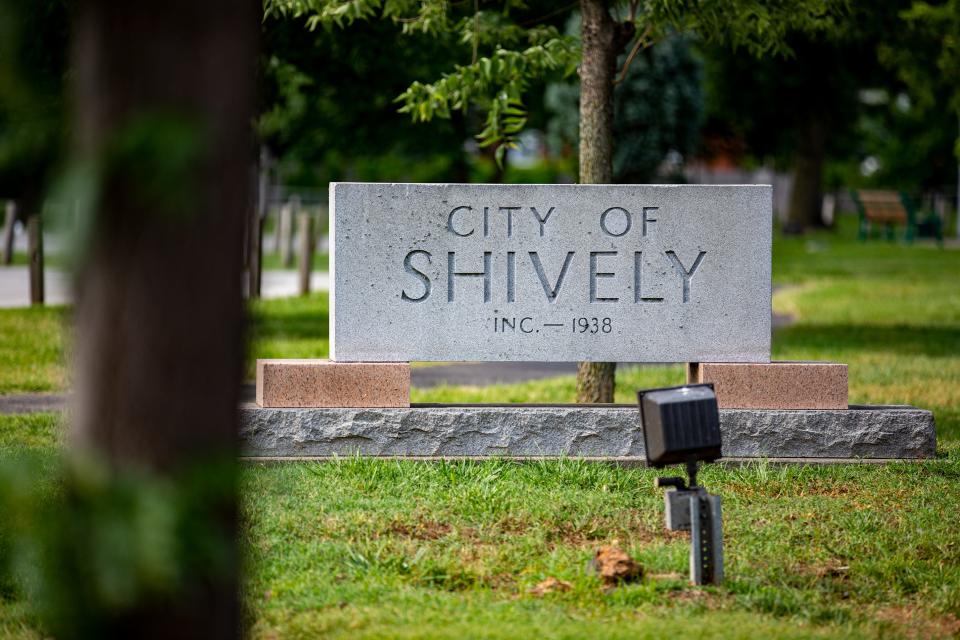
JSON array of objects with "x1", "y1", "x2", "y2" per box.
[
  {"x1": 70, "y1": 0, "x2": 257, "y2": 636},
  {"x1": 784, "y1": 115, "x2": 827, "y2": 233},
  {"x1": 576, "y1": 0, "x2": 632, "y2": 403}
]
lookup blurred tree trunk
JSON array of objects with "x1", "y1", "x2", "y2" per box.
[
  {"x1": 576, "y1": 0, "x2": 632, "y2": 403},
  {"x1": 70, "y1": 0, "x2": 258, "y2": 637},
  {"x1": 784, "y1": 115, "x2": 827, "y2": 233}
]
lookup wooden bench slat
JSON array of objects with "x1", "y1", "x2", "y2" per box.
[{"x1": 857, "y1": 190, "x2": 908, "y2": 223}]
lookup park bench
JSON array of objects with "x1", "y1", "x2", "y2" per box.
[{"x1": 850, "y1": 189, "x2": 943, "y2": 244}]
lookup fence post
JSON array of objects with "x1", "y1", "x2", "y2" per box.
[
  {"x1": 297, "y1": 211, "x2": 313, "y2": 296},
  {"x1": 248, "y1": 149, "x2": 271, "y2": 298},
  {"x1": 27, "y1": 210, "x2": 44, "y2": 305},
  {"x1": 276, "y1": 201, "x2": 289, "y2": 257},
  {"x1": 1, "y1": 201, "x2": 15, "y2": 265},
  {"x1": 280, "y1": 195, "x2": 300, "y2": 268},
  {"x1": 248, "y1": 206, "x2": 263, "y2": 298},
  {"x1": 315, "y1": 203, "x2": 330, "y2": 255}
]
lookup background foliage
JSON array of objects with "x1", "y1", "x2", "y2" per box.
[{"x1": 545, "y1": 21, "x2": 703, "y2": 183}]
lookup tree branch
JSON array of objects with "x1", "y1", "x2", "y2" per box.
[
  {"x1": 520, "y1": 1, "x2": 579, "y2": 27},
  {"x1": 613, "y1": 23, "x2": 653, "y2": 85}
]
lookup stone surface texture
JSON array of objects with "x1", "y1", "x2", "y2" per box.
[
  {"x1": 256, "y1": 359, "x2": 410, "y2": 408},
  {"x1": 240, "y1": 404, "x2": 934, "y2": 459},
  {"x1": 688, "y1": 361, "x2": 848, "y2": 409},
  {"x1": 331, "y1": 183, "x2": 772, "y2": 363}
]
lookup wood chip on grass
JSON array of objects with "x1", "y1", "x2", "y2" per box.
[{"x1": 590, "y1": 542, "x2": 644, "y2": 588}]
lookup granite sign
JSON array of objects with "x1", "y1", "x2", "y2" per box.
[{"x1": 330, "y1": 183, "x2": 771, "y2": 362}]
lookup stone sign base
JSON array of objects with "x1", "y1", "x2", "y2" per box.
[
  {"x1": 688, "y1": 361, "x2": 848, "y2": 409},
  {"x1": 256, "y1": 359, "x2": 410, "y2": 408},
  {"x1": 239, "y1": 404, "x2": 935, "y2": 461}
]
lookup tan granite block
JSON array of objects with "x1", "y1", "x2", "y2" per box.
[
  {"x1": 687, "y1": 361, "x2": 847, "y2": 410},
  {"x1": 256, "y1": 359, "x2": 410, "y2": 408}
]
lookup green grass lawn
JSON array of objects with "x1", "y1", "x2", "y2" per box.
[
  {"x1": 260, "y1": 250, "x2": 329, "y2": 272},
  {"x1": 240, "y1": 456, "x2": 960, "y2": 639},
  {"x1": 2, "y1": 418, "x2": 958, "y2": 639},
  {"x1": 1, "y1": 215, "x2": 960, "y2": 638},
  {"x1": 0, "y1": 306, "x2": 68, "y2": 395},
  {"x1": 5, "y1": 252, "x2": 69, "y2": 269}
]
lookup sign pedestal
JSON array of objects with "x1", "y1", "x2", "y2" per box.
[
  {"x1": 688, "y1": 361, "x2": 848, "y2": 409},
  {"x1": 239, "y1": 403, "x2": 935, "y2": 461},
  {"x1": 256, "y1": 359, "x2": 410, "y2": 408},
  {"x1": 243, "y1": 183, "x2": 936, "y2": 463}
]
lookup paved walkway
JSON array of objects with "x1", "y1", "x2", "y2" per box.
[
  {"x1": 0, "y1": 267, "x2": 72, "y2": 307},
  {"x1": 0, "y1": 267, "x2": 330, "y2": 308},
  {"x1": 0, "y1": 386, "x2": 256, "y2": 415},
  {"x1": 0, "y1": 267, "x2": 794, "y2": 412},
  {"x1": 0, "y1": 367, "x2": 645, "y2": 413},
  {"x1": 412, "y1": 362, "x2": 648, "y2": 388},
  {"x1": 0, "y1": 393, "x2": 70, "y2": 414},
  {"x1": 0, "y1": 345, "x2": 784, "y2": 415}
]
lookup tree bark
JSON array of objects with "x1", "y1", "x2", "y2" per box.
[
  {"x1": 70, "y1": 0, "x2": 258, "y2": 636},
  {"x1": 576, "y1": 0, "x2": 632, "y2": 403},
  {"x1": 784, "y1": 115, "x2": 827, "y2": 234},
  {"x1": 579, "y1": 0, "x2": 618, "y2": 186}
]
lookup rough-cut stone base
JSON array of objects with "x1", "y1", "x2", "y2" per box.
[{"x1": 239, "y1": 404, "x2": 935, "y2": 460}]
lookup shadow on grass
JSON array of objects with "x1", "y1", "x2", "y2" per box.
[{"x1": 775, "y1": 323, "x2": 960, "y2": 357}]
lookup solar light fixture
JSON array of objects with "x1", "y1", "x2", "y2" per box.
[{"x1": 638, "y1": 383, "x2": 724, "y2": 585}]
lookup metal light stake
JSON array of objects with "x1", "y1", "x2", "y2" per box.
[{"x1": 638, "y1": 384, "x2": 725, "y2": 586}]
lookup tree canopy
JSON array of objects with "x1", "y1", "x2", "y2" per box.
[
  {"x1": 0, "y1": 0, "x2": 69, "y2": 203},
  {"x1": 260, "y1": 13, "x2": 473, "y2": 185},
  {"x1": 265, "y1": 0, "x2": 850, "y2": 163},
  {"x1": 880, "y1": 0, "x2": 960, "y2": 162}
]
